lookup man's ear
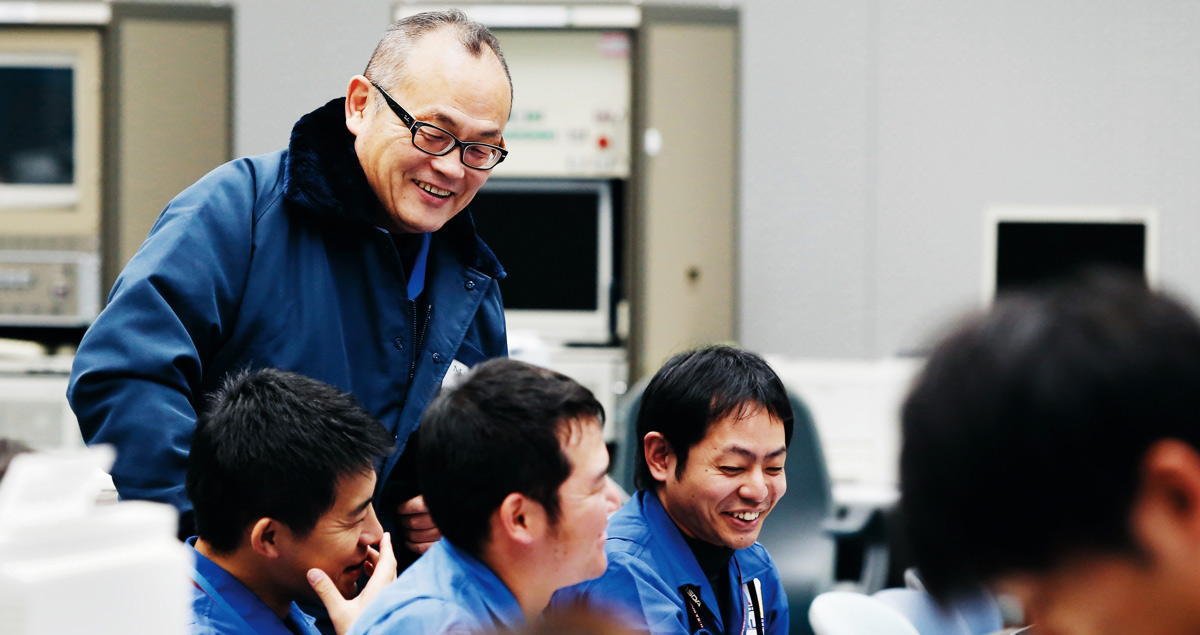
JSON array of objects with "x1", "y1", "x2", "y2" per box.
[
  {"x1": 249, "y1": 517, "x2": 283, "y2": 559},
  {"x1": 495, "y1": 492, "x2": 545, "y2": 546},
  {"x1": 643, "y1": 431, "x2": 675, "y2": 484},
  {"x1": 1132, "y1": 440, "x2": 1200, "y2": 553},
  {"x1": 345, "y1": 74, "x2": 372, "y2": 136}
]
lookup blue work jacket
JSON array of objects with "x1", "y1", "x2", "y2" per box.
[
  {"x1": 553, "y1": 490, "x2": 788, "y2": 635},
  {"x1": 188, "y1": 538, "x2": 321, "y2": 635},
  {"x1": 349, "y1": 539, "x2": 525, "y2": 635},
  {"x1": 67, "y1": 99, "x2": 507, "y2": 519}
]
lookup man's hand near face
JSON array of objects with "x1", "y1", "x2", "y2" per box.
[
  {"x1": 307, "y1": 531, "x2": 398, "y2": 635},
  {"x1": 396, "y1": 494, "x2": 441, "y2": 554}
]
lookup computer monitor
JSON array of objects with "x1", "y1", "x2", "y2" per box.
[
  {"x1": 0, "y1": 29, "x2": 103, "y2": 327},
  {"x1": 983, "y1": 206, "x2": 1159, "y2": 303},
  {"x1": 470, "y1": 178, "x2": 616, "y2": 345}
]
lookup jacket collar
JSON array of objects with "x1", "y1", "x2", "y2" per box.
[
  {"x1": 187, "y1": 537, "x2": 319, "y2": 635},
  {"x1": 282, "y1": 98, "x2": 503, "y2": 278},
  {"x1": 436, "y1": 540, "x2": 526, "y2": 631},
  {"x1": 635, "y1": 490, "x2": 742, "y2": 633}
]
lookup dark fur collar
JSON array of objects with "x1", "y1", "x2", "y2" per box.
[{"x1": 282, "y1": 98, "x2": 503, "y2": 278}]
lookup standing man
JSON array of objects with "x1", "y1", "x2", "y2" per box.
[
  {"x1": 67, "y1": 10, "x2": 513, "y2": 555},
  {"x1": 555, "y1": 346, "x2": 791, "y2": 634},
  {"x1": 350, "y1": 358, "x2": 619, "y2": 634},
  {"x1": 899, "y1": 272, "x2": 1200, "y2": 635}
]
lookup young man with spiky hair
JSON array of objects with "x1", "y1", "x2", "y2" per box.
[
  {"x1": 350, "y1": 358, "x2": 619, "y2": 635},
  {"x1": 900, "y1": 272, "x2": 1200, "y2": 635},
  {"x1": 186, "y1": 368, "x2": 396, "y2": 635},
  {"x1": 555, "y1": 345, "x2": 791, "y2": 634}
]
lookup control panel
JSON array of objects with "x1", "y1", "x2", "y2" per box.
[
  {"x1": 0, "y1": 250, "x2": 100, "y2": 326},
  {"x1": 493, "y1": 29, "x2": 632, "y2": 178}
]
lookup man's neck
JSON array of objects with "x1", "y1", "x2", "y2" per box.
[
  {"x1": 480, "y1": 544, "x2": 554, "y2": 621},
  {"x1": 194, "y1": 538, "x2": 292, "y2": 619},
  {"x1": 653, "y1": 488, "x2": 735, "y2": 570}
]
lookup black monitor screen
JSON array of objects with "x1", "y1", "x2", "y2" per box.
[
  {"x1": 995, "y1": 221, "x2": 1146, "y2": 293},
  {"x1": 0, "y1": 66, "x2": 74, "y2": 184},
  {"x1": 471, "y1": 190, "x2": 600, "y2": 311}
]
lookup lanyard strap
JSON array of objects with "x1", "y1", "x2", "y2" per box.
[
  {"x1": 681, "y1": 584, "x2": 709, "y2": 632},
  {"x1": 743, "y1": 578, "x2": 766, "y2": 635},
  {"x1": 733, "y1": 557, "x2": 766, "y2": 635},
  {"x1": 192, "y1": 566, "x2": 261, "y2": 634},
  {"x1": 680, "y1": 558, "x2": 767, "y2": 635}
]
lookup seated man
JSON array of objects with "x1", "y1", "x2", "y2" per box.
[
  {"x1": 556, "y1": 345, "x2": 790, "y2": 634},
  {"x1": 186, "y1": 368, "x2": 397, "y2": 635},
  {"x1": 899, "y1": 272, "x2": 1200, "y2": 634},
  {"x1": 350, "y1": 358, "x2": 619, "y2": 634}
]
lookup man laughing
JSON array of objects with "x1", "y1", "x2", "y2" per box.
[{"x1": 554, "y1": 346, "x2": 791, "y2": 634}]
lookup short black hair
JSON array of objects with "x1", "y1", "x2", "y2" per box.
[
  {"x1": 186, "y1": 368, "x2": 393, "y2": 552},
  {"x1": 634, "y1": 346, "x2": 794, "y2": 490},
  {"x1": 419, "y1": 358, "x2": 604, "y2": 557},
  {"x1": 899, "y1": 271, "x2": 1200, "y2": 599}
]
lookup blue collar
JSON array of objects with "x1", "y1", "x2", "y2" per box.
[
  {"x1": 187, "y1": 537, "x2": 319, "y2": 635},
  {"x1": 638, "y1": 491, "x2": 748, "y2": 634},
  {"x1": 435, "y1": 540, "x2": 526, "y2": 630}
]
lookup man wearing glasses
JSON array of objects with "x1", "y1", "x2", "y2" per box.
[{"x1": 69, "y1": 8, "x2": 512, "y2": 575}]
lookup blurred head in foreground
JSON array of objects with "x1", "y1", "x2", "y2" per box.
[{"x1": 900, "y1": 270, "x2": 1200, "y2": 635}]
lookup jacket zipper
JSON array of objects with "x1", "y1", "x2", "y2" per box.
[{"x1": 409, "y1": 303, "x2": 433, "y2": 381}]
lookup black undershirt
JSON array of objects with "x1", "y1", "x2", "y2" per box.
[{"x1": 683, "y1": 533, "x2": 736, "y2": 633}]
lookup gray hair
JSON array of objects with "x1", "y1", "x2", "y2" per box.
[{"x1": 364, "y1": 9, "x2": 512, "y2": 112}]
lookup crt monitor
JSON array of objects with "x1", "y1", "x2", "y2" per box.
[
  {"x1": 0, "y1": 63, "x2": 74, "y2": 192},
  {"x1": 983, "y1": 206, "x2": 1158, "y2": 302},
  {"x1": 0, "y1": 29, "x2": 103, "y2": 329},
  {"x1": 469, "y1": 178, "x2": 615, "y2": 345}
]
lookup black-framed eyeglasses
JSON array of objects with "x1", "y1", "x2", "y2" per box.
[{"x1": 369, "y1": 80, "x2": 507, "y2": 170}]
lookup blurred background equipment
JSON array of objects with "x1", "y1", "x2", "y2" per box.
[{"x1": 0, "y1": 2, "x2": 233, "y2": 349}]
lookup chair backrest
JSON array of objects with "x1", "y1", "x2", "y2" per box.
[
  {"x1": 608, "y1": 381, "x2": 835, "y2": 635},
  {"x1": 872, "y1": 589, "x2": 972, "y2": 635},
  {"x1": 754, "y1": 393, "x2": 836, "y2": 635},
  {"x1": 897, "y1": 569, "x2": 1005, "y2": 635},
  {"x1": 809, "y1": 591, "x2": 920, "y2": 635}
]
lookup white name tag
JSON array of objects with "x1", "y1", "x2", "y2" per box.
[{"x1": 442, "y1": 359, "x2": 471, "y2": 388}]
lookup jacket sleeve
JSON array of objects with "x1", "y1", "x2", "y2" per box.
[{"x1": 67, "y1": 160, "x2": 258, "y2": 514}]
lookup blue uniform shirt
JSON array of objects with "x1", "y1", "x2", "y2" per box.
[
  {"x1": 187, "y1": 538, "x2": 321, "y2": 635},
  {"x1": 552, "y1": 490, "x2": 789, "y2": 635},
  {"x1": 349, "y1": 539, "x2": 525, "y2": 635}
]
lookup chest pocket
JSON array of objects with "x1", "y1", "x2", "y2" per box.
[{"x1": 443, "y1": 340, "x2": 488, "y2": 388}]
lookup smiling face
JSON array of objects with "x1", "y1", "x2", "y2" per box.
[
  {"x1": 278, "y1": 469, "x2": 383, "y2": 600},
  {"x1": 542, "y1": 418, "x2": 619, "y2": 585},
  {"x1": 345, "y1": 27, "x2": 511, "y2": 235},
  {"x1": 652, "y1": 404, "x2": 787, "y2": 550}
]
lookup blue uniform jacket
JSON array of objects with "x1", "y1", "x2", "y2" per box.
[
  {"x1": 67, "y1": 99, "x2": 507, "y2": 518},
  {"x1": 188, "y1": 538, "x2": 321, "y2": 635},
  {"x1": 553, "y1": 490, "x2": 788, "y2": 635},
  {"x1": 349, "y1": 539, "x2": 525, "y2": 635}
]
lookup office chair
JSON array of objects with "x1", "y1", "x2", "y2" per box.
[
  {"x1": 607, "y1": 380, "x2": 891, "y2": 635},
  {"x1": 808, "y1": 591, "x2": 919, "y2": 635},
  {"x1": 868, "y1": 569, "x2": 1004, "y2": 635}
]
